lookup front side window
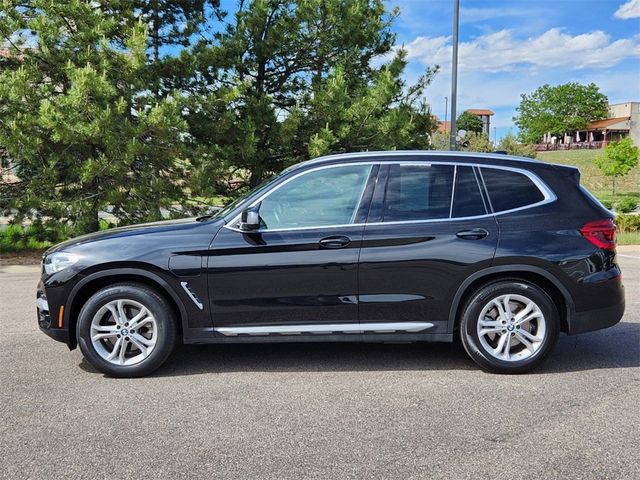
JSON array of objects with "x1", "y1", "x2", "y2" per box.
[
  {"x1": 258, "y1": 164, "x2": 372, "y2": 230},
  {"x1": 383, "y1": 164, "x2": 454, "y2": 222},
  {"x1": 481, "y1": 167, "x2": 545, "y2": 212}
]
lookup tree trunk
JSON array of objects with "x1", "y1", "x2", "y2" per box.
[{"x1": 78, "y1": 208, "x2": 100, "y2": 234}]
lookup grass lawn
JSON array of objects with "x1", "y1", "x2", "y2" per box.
[
  {"x1": 536, "y1": 149, "x2": 640, "y2": 201},
  {"x1": 618, "y1": 232, "x2": 640, "y2": 246},
  {"x1": 537, "y1": 149, "x2": 640, "y2": 245}
]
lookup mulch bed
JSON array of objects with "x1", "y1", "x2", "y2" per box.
[{"x1": 0, "y1": 250, "x2": 45, "y2": 266}]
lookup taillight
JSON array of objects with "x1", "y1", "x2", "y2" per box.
[{"x1": 580, "y1": 219, "x2": 617, "y2": 250}]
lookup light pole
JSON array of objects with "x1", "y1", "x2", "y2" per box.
[
  {"x1": 494, "y1": 126, "x2": 497, "y2": 146},
  {"x1": 444, "y1": 97, "x2": 448, "y2": 134},
  {"x1": 449, "y1": 0, "x2": 460, "y2": 151}
]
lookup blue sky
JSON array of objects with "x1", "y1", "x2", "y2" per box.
[{"x1": 390, "y1": 0, "x2": 640, "y2": 142}]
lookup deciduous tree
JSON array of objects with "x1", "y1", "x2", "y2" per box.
[
  {"x1": 595, "y1": 137, "x2": 639, "y2": 196},
  {"x1": 514, "y1": 82, "x2": 608, "y2": 144}
]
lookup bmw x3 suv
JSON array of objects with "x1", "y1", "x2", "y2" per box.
[{"x1": 37, "y1": 151, "x2": 625, "y2": 377}]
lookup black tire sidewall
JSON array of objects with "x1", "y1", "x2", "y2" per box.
[
  {"x1": 77, "y1": 284, "x2": 176, "y2": 377},
  {"x1": 460, "y1": 281, "x2": 559, "y2": 373}
]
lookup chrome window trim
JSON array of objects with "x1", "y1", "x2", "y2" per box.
[{"x1": 223, "y1": 160, "x2": 556, "y2": 234}]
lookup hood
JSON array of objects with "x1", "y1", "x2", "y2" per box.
[{"x1": 46, "y1": 217, "x2": 223, "y2": 255}]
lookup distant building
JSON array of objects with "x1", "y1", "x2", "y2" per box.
[
  {"x1": 465, "y1": 109, "x2": 494, "y2": 135},
  {"x1": 432, "y1": 107, "x2": 494, "y2": 134},
  {"x1": 536, "y1": 101, "x2": 639, "y2": 151},
  {"x1": 586, "y1": 102, "x2": 640, "y2": 146},
  {"x1": 435, "y1": 119, "x2": 451, "y2": 133}
]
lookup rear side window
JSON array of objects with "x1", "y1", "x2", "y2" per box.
[
  {"x1": 452, "y1": 166, "x2": 486, "y2": 218},
  {"x1": 383, "y1": 164, "x2": 454, "y2": 222},
  {"x1": 481, "y1": 167, "x2": 545, "y2": 212}
]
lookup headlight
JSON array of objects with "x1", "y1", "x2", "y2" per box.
[{"x1": 43, "y1": 252, "x2": 79, "y2": 274}]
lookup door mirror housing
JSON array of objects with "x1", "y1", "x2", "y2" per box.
[{"x1": 240, "y1": 207, "x2": 260, "y2": 231}]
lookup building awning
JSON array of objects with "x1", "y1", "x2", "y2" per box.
[{"x1": 586, "y1": 116, "x2": 630, "y2": 131}]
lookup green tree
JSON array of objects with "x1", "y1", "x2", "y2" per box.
[
  {"x1": 429, "y1": 131, "x2": 449, "y2": 150},
  {"x1": 595, "y1": 138, "x2": 639, "y2": 196},
  {"x1": 187, "y1": 0, "x2": 438, "y2": 194},
  {"x1": 497, "y1": 131, "x2": 536, "y2": 158},
  {"x1": 460, "y1": 132, "x2": 493, "y2": 153},
  {"x1": 0, "y1": 1, "x2": 188, "y2": 232},
  {"x1": 514, "y1": 82, "x2": 608, "y2": 143},
  {"x1": 456, "y1": 112, "x2": 483, "y2": 134},
  {"x1": 0, "y1": 0, "x2": 440, "y2": 234}
]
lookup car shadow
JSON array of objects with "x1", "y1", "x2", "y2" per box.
[{"x1": 79, "y1": 322, "x2": 639, "y2": 377}]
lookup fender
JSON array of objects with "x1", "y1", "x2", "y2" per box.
[
  {"x1": 65, "y1": 267, "x2": 190, "y2": 339},
  {"x1": 447, "y1": 264, "x2": 575, "y2": 333}
]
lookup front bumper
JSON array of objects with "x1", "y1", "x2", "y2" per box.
[
  {"x1": 36, "y1": 283, "x2": 69, "y2": 345},
  {"x1": 39, "y1": 324, "x2": 70, "y2": 343}
]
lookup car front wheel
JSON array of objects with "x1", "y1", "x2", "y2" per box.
[
  {"x1": 460, "y1": 280, "x2": 559, "y2": 373},
  {"x1": 77, "y1": 283, "x2": 177, "y2": 377}
]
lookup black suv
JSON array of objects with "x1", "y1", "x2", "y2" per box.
[{"x1": 37, "y1": 151, "x2": 625, "y2": 377}]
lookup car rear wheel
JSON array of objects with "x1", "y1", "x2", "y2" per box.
[
  {"x1": 459, "y1": 280, "x2": 559, "y2": 373},
  {"x1": 77, "y1": 283, "x2": 177, "y2": 377}
]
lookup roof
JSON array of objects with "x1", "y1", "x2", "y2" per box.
[
  {"x1": 465, "y1": 109, "x2": 495, "y2": 116},
  {"x1": 587, "y1": 117, "x2": 630, "y2": 130},
  {"x1": 289, "y1": 150, "x2": 544, "y2": 173}
]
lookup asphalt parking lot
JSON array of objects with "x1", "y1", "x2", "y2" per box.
[{"x1": 1, "y1": 247, "x2": 639, "y2": 480}]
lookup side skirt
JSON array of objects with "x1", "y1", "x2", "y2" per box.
[
  {"x1": 184, "y1": 333, "x2": 454, "y2": 344},
  {"x1": 215, "y1": 321, "x2": 434, "y2": 337}
]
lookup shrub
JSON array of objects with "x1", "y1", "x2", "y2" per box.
[
  {"x1": 0, "y1": 221, "x2": 78, "y2": 253},
  {"x1": 616, "y1": 214, "x2": 640, "y2": 233},
  {"x1": 614, "y1": 197, "x2": 638, "y2": 213}
]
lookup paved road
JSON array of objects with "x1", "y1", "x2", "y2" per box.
[{"x1": 1, "y1": 248, "x2": 639, "y2": 480}]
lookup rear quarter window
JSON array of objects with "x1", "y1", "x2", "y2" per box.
[{"x1": 480, "y1": 167, "x2": 545, "y2": 212}]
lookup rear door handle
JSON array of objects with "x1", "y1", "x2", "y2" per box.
[
  {"x1": 319, "y1": 235, "x2": 351, "y2": 249},
  {"x1": 456, "y1": 228, "x2": 488, "y2": 240}
]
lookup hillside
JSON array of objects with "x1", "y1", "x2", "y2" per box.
[{"x1": 536, "y1": 149, "x2": 639, "y2": 202}]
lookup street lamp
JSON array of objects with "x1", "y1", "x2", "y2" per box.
[
  {"x1": 444, "y1": 97, "x2": 448, "y2": 133},
  {"x1": 449, "y1": 0, "x2": 460, "y2": 151}
]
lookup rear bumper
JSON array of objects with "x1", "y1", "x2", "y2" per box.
[{"x1": 568, "y1": 299, "x2": 625, "y2": 335}]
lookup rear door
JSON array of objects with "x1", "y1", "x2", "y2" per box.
[{"x1": 358, "y1": 162, "x2": 499, "y2": 335}]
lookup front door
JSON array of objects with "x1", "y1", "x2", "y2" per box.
[
  {"x1": 358, "y1": 163, "x2": 499, "y2": 335},
  {"x1": 208, "y1": 163, "x2": 377, "y2": 335}
]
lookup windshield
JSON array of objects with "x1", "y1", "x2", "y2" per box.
[{"x1": 211, "y1": 173, "x2": 279, "y2": 220}]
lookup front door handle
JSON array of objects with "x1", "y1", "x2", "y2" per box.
[
  {"x1": 319, "y1": 235, "x2": 351, "y2": 249},
  {"x1": 456, "y1": 228, "x2": 488, "y2": 240}
]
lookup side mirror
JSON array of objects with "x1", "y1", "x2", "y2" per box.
[{"x1": 239, "y1": 207, "x2": 260, "y2": 232}]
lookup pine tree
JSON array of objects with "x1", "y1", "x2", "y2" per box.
[{"x1": 0, "y1": 1, "x2": 189, "y2": 231}]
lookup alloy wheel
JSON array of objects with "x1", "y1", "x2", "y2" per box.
[
  {"x1": 476, "y1": 293, "x2": 547, "y2": 362},
  {"x1": 90, "y1": 299, "x2": 158, "y2": 366}
]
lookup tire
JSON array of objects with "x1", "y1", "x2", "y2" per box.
[
  {"x1": 459, "y1": 280, "x2": 559, "y2": 374},
  {"x1": 77, "y1": 283, "x2": 177, "y2": 377}
]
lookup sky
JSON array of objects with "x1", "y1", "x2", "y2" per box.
[{"x1": 390, "y1": 0, "x2": 640, "y2": 142}]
